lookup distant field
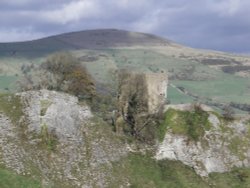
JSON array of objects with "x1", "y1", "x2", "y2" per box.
[
  {"x1": 173, "y1": 74, "x2": 250, "y2": 104},
  {"x1": 80, "y1": 48, "x2": 250, "y2": 105},
  {"x1": 167, "y1": 85, "x2": 194, "y2": 104},
  {"x1": 0, "y1": 75, "x2": 17, "y2": 92},
  {"x1": 1, "y1": 46, "x2": 250, "y2": 112},
  {"x1": 78, "y1": 48, "x2": 208, "y2": 83}
]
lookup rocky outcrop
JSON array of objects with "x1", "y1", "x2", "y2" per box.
[
  {"x1": 19, "y1": 90, "x2": 92, "y2": 142},
  {"x1": 0, "y1": 90, "x2": 127, "y2": 187},
  {"x1": 156, "y1": 106, "x2": 250, "y2": 177},
  {"x1": 1, "y1": 89, "x2": 250, "y2": 186}
]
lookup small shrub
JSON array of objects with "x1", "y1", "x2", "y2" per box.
[
  {"x1": 18, "y1": 52, "x2": 96, "y2": 100},
  {"x1": 40, "y1": 123, "x2": 57, "y2": 152},
  {"x1": 222, "y1": 105, "x2": 235, "y2": 121}
]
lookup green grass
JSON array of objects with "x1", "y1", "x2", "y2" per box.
[
  {"x1": 110, "y1": 153, "x2": 210, "y2": 188},
  {"x1": 227, "y1": 136, "x2": 248, "y2": 160},
  {"x1": 110, "y1": 153, "x2": 250, "y2": 188},
  {"x1": 168, "y1": 84, "x2": 194, "y2": 104},
  {"x1": 81, "y1": 48, "x2": 250, "y2": 108},
  {"x1": 0, "y1": 167, "x2": 41, "y2": 188},
  {"x1": 173, "y1": 74, "x2": 250, "y2": 104},
  {"x1": 78, "y1": 48, "x2": 198, "y2": 83},
  {"x1": 1, "y1": 152, "x2": 249, "y2": 188},
  {"x1": 104, "y1": 49, "x2": 194, "y2": 72},
  {"x1": 158, "y1": 108, "x2": 211, "y2": 142},
  {"x1": 0, "y1": 93, "x2": 24, "y2": 123},
  {"x1": 209, "y1": 168, "x2": 250, "y2": 188},
  {"x1": 39, "y1": 123, "x2": 57, "y2": 152},
  {"x1": 1, "y1": 47, "x2": 250, "y2": 112}
]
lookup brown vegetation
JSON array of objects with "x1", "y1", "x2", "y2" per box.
[
  {"x1": 18, "y1": 52, "x2": 95, "y2": 100},
  {"x1": 222, "y1": 65, "x2": 250, "y2": 74}
]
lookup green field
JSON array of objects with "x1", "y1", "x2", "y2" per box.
[
  {"x1": 80, "y1": 48, "x2": 250, "y2": 108},
  {"x1": 1, "y1": 47, "x2": 250, "y2": 111},
  {"x1": 173, "y1": 74, "x2": 250, "y2": 104},
  {"x1": 167, "y1": 85, "x2": 194, "y2": 104}
]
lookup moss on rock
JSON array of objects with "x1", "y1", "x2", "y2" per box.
[
  {"x1": 158, "y1": 108, "x2": 211, "y2": 142},
  {"x1": 0, "y1": 93, "x2": 24, "y2": 124}
]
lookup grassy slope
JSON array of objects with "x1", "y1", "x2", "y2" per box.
[
  {"x1": 79, "y1": 48, "x2": 250, "y2": 105},
  {"x1": 173, "y1": 74, "x2": 250, "y2": 103},
  {"x1": 0, "y1": 93, "x2": 249, "y2": 187},
  {"x1": 108, "y1": 108, "x2": 250, "y2": 187},
  {"x1": 209, "y1": 168, "x2": 250, "y2": 188},
  {"x1": 109, "y1": 154, "x2": 210, "y2": 188},
  {"x1": 109, "y1": 153, "x2": 250, "y2": 188},
  {"x1": 1, "y1": 47, "x2": 250, "y2": 107},
  {"x1": 0, "y1": 153, "x2": 249, "y2": 188},
  {"x1": 157, "y1": 108, "x2": 211, "y2": 142},
  {"x1": 1, "y1": 35, "x2": 250, "y2": 187},
  {"x1": 168, "y1": 85, "x2": 194, "y2": 104},
  {"x1": 0, "y1": 168, "x2": 41, "y2": 188}
]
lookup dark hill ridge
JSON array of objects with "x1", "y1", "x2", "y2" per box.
[{"x1": 0, "y1": 29, "x2": 173, "y2": 57}]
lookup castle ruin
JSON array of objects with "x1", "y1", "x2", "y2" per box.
[{"x1": 118, "y1": 71, "x2": 168, "y2": 122}]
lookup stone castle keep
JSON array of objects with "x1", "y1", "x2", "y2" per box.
[
  {"x1": 118, "y1": 71, "x2": 168, "y2": 119},
  {"x1": 145, "y1": 73, "x2": 168, "y2": 113}
]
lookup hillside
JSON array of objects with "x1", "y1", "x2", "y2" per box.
[
  {"x1": 0, "y1": 29, "x2": 173, "y2": 57},
  {"x1": 0, "y1": 29, "x2": 250, "y2": 187},
  {"x1": 0, "y1": 29, "x2": 250, "y2": 114},
  {"x1": 0, "y1": 90, "x2": 249, "y2": 187}
]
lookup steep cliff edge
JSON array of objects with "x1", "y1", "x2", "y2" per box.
[
  {"x1": 156, "y1": 105, "x2": 250, "y2": 177},
  {"x1": 0, "y1": 90, "x2": 127, "y2": 187},
  {"x1": 0, "y1": 90, "x2": 250, "y2": 187}
]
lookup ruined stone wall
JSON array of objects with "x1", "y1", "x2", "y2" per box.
[
  {"x1": 145, "y1": 73, "x2": 168, "y2": 114},
  {"x1": 118, "y1": 71, "x2": 168, "y2": 117}
]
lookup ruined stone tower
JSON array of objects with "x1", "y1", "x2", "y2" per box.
[
  {"x1": 118, "y1": 70, "x2": 168, "y2": 119},
  {"x1": 144, "y1": 73, "x2": 168, "y2": 114}
]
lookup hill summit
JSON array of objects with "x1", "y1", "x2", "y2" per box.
[{"x1": 0, "y1": 29, "x2": 174, "y2": 57}]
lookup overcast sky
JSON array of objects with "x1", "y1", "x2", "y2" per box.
[{"x1": 0, "y1": 0, "x2": 249, "y2": 53}]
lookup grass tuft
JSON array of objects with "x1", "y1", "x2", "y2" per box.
[
  {"x1": 0, "y1": 93, "x2": 24, "y2": 124},
  {"x1": 110, "y1": 153, "x2": 209, "y2": 188},
  {"x1": 0, "y1": 167, "x2": 41, "y2": 188},
  {"x1": 157, "y1": 108, "x2": 211, "y2": 142}
]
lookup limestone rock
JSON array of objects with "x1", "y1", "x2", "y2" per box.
[
  {"x1": 0, "y1": 90, "x2": 127, "y2": 187},
  {"x1": 156, "y1": 110, "x2": 250, "y2": 177}
]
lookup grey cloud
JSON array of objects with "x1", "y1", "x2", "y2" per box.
[{"x1": 0, "y1": 0, "x2": 249, "y2": 53}]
